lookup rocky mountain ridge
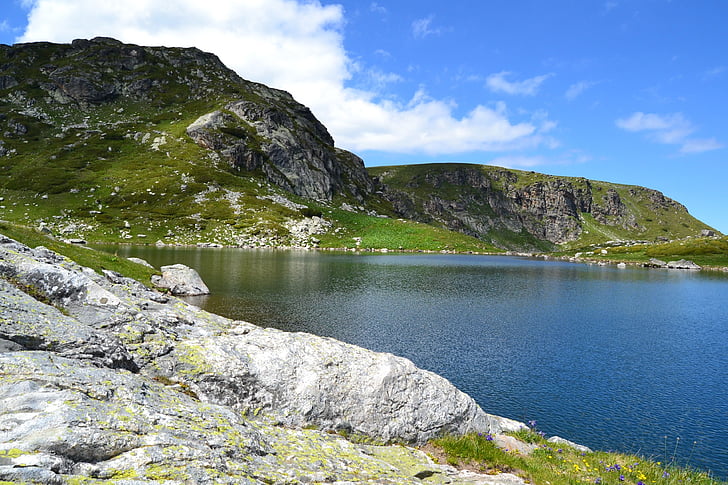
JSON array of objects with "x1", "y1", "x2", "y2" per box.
[{"x1": 371, "y1": 164, "x2": 713, "y2": 251}]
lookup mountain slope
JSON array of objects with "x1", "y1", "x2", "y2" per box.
[
  {"x1": 0, "y1": 38, "x2": 715, "y2": 252},
  {"x1": 370, "y1": 163, "x2": 715, "y2": 251}
]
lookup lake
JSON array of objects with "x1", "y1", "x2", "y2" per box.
[{"x1": 106, "y1": 246, "x2": 728, "y2": 477}]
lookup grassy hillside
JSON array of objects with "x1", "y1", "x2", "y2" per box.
[
  {"x1": 561, "y1": 235, "x2": 728, "y2": 269},
  {"x1": 370, "y1": 163, "x2": 715, "y2": 251}
]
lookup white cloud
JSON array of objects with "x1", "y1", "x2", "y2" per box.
[
  {"x1": 0, "y1": 20, "x2": 10, "y2": 33},
  {"x1": 370, "y1": 3, "x2": 387, "y2": 16},
  {"x1": 616, "y1": 112, "x2": 722, "y2": 154},
  {"x1": 565, "y1": 81, "x2": 597, "y2": 100},
  {"x1": 411, "y1": 15, "x2": 442, "y2": 39},
  {"x1": 702, "y1": 66, "x2": 726, "y2": 81},
  {"x1": 486, "y1": 71, "x2": 554, "y2": 96},
  {"x1": 18, "y1": 0, "x2": 554, "y2": 157},
  {"x1": 680, "y1": 138, "x2": 724, "y2": 154}
]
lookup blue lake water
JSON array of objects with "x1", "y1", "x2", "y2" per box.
[{"x1": 108, "y1": 246, "x2": 728, "y2": 477}]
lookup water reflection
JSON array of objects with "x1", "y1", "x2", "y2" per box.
[{"x1": 99, "y1": 246, "x2": 728, "y2": 478}]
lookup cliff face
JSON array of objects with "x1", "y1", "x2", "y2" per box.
[
  {"x1": 371, "y1": 164, "x2": 711, "y2": 250},
  {"x1": 0, "y1": 37, "x2": 371, "y2": 202}
]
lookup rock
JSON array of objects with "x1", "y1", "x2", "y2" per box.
[
  {"x1": 127, "y1": 256, "x2": 155, "y2": 269},
  {"x1": 666, "y1": 259, "x2": 702, "y2": 270},
  {"x1": 154, "y1": 326, "x2": 525, "y2": 445},
  {"x1": 547, "y1": 436, "x2": 593, "y2": 453},
  {"x1": 646, "y1": 258, "x2": 667, "y2": 268},
  {"x1": 1, "y1": 232, "x2": 533, "y2": 482},
  {"x1": 0, "y1": 280, "x2": 136, "y2": 370},
  {"x1": 617, "y1": 262, "x2": 627, "y2": 269},
  {"x1": 494, "y1": 434, "x2": 537, "y2": 455},
  {"x1": 701, "y1": 229, "x2": 716, "y2": 237},
  {"x1": 151, "y1": 263, "x2": 210, "y2": 295}
]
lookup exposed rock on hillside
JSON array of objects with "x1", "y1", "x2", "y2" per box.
[
  {"x1": 372, "y1": 164, "x2": 712, "y2": 250},
  {"x1": 0, "y1": 37, "x2": 372, "y2": 202},
  {"x1": 0, "y1": 234, "x2": 526, "y2": 483}
]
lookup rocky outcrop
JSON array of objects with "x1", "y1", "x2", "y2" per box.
[
  {"x1": 186, "y1": 99, "x2": 374, "y2": 201},
  {"x1": 373, "y1": 163, "x2": 712, "y2": 250},
  {"x1": 0, "y1": 233, "x2": 527, "y2": 483}
]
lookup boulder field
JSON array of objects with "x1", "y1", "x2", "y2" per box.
[{"x1": 0, "y1": 233, "x2": 527, "y2": 484}]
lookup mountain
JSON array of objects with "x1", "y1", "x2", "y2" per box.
[
  {"x1": 0, "y1": 38, "x2": 716, "y2": 252},
  {"x1": 370, "y1": 163, "x2": 715, "y2": 251}
]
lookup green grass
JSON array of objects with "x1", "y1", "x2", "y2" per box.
[
  {"x1": 318, "y1": 207, "x2": 502, "y2": 252},
  {"x1": 556, "y1": 236, "x2": 728, "y2": 269},
  {"x1": 0, "y1": 222, "x2": 159, "y2": 284},
  {"x1": 432, "y1": 432, "x2": 723, "y2": 485}
]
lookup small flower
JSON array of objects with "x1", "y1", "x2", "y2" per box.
[
  {"x1": 557, "y1": 448, "x2": 563, "y2": 453},
  {"x1": 663, "y1": 471, "x2": 670, "y2": 478},
  {"x1": 619, "y1": 474, "x2": 625, "y2": 481},
  {"x1": 638, "y1": 481, "x2": 645, "y2": 485},
  {"x1": 528, "y1": 420, "x2": 537, "y2": 428},
  {"x1": 485, "y1": 433, "x2": 494, "y2": 441},
  {"x1": 595, "y1": 478, "x2": 602, "y2": 484}
]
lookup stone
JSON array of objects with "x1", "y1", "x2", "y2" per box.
[
  {"x1": 151, "y1": 263, "x2": 210, "y2": 295},
  {"x1": 666, "y1": 259, "x2": 701, "y2": 270},
  {"x1": 700, "y1": 229, "x2": 716, "y2": 237},
  {"x1": 127, "y1": 256, "x2": 155, "y2": 269},
  {"x1": 547, "y1": 436, "x2": 593, "y2": 453},
  {"x1": 646, "y1": 258, "x2": 667, "y2": 268},
  {"x1": 154, "y1": 326, "x2": 525, "y2": 445}
]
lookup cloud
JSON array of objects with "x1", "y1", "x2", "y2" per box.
[
  {"x1": 486, "y1": 71, "x2": 554, "y2": 96},
  {"x1": 411, "y1": 15, "x2": 442, "y2": 39},
  {"x1": 702, "y1": 66, "x2": 726, "y2": 81},
  {"x1": 17, "y1": 0, "x2": 554, "y2": 157},
  {"x1": 369, "y1": 3, "x2": 387, "y2": 16},
  {"x1": 0, "y1": 20, "x2": 10, "y2": 33},
  {"x1": 565, "y1": 81, "x2": 597, "y2": 100},
  {"x1": 680, "y1": 138, "x2": 724, "y2": 154},
  {"x1": 616, "y1": 112, "x2": 722, "y2": 154}
]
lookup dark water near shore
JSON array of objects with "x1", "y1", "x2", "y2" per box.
[{"x1": 107, "y1": 246, "x2": 728, "y2": 477}]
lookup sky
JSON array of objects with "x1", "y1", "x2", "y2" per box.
[{"x1": 1, "y1": 0, "x2": 726, "y2": 232}]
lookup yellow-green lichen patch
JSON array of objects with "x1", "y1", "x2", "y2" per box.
[
  {"x1": 259, "y1": 426, "x2": 419, "y2": 484},
  {"x1": 0, "y1": 448, "x2": 33, "y2": 459}
]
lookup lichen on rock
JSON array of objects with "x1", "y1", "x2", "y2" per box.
[{"x1": 0, "y1": 233, "x2": 527, "y2": 484}]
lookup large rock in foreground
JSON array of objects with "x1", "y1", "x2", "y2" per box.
[{"x1": 0, "y1": 233, "x2": 527, "y2": 483}]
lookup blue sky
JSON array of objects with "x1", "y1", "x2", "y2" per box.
[{"x1": 1, "y1": 1, "x2": 726, "y2": 232}]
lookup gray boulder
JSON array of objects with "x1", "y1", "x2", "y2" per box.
[
  {"x1": 151, "y1": 263, "x2": 210, "y2": 295},
  {"x1": 666, "y1": 259, "x2": 702, "y2": 270},
  {"x1": 127, "y1": 256, "x2": 155, "y2": 269},
  {"x1": 154, "y1": 326, "x2": 525, "y2": 445}
]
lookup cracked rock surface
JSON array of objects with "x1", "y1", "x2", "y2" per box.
[{"x1": 0, "y1": 234, "x2": 526, "y2": 484}]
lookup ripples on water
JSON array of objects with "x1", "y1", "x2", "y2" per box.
[{"x1": 109, "y1": 247, "x2": 728, "y2": 478}]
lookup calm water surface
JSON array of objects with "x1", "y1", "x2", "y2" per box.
[{"x1": 108, "y1": 246, "x2": 728, "y2": 477}]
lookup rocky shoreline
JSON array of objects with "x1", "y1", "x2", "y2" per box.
[{"x1": 0, "y1": 232, "x2": 536, "y2": 484}]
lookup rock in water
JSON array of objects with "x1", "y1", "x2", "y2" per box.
[
  {"x1": 151, "y1": 263, "x2": 210, "y2": 295},
  {"x1": 666, "y1": 259, "x2": 702, "y2": 270}
]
